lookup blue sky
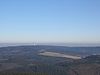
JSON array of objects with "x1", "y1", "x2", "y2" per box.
[{"x1": 0, "y1": 0, "x2": 100, "y2": 43}]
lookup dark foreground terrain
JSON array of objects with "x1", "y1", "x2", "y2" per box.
[{"x1": 0, "y1": 45, "x2": 100, "y2": 75}]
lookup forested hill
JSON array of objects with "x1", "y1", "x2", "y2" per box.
[
  {"x1": 0, "y1": 55, "x2": 100, "y2": 75},
  {"x1": 67, "y1": 55, "x2": 100, "y2": 75},
  {"x1": 0, "y1": 46, "x2": 100, "y2": 75}
]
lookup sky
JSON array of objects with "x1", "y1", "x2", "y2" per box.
[{"x1": 0, "y1": 0, "x2": 100, "y2": 44}]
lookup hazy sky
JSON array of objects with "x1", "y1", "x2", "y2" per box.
[{"x1": 0, "y1": 0, "x2": 100, "y2": 43}]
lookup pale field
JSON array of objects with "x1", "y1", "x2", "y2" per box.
[{"x1": 39, "y1": 51, "x2": 81, "y2": 60}]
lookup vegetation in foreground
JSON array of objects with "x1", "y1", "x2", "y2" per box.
[{"x1": 0, "y1": 72, "x2": 48, "y2": 75}]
